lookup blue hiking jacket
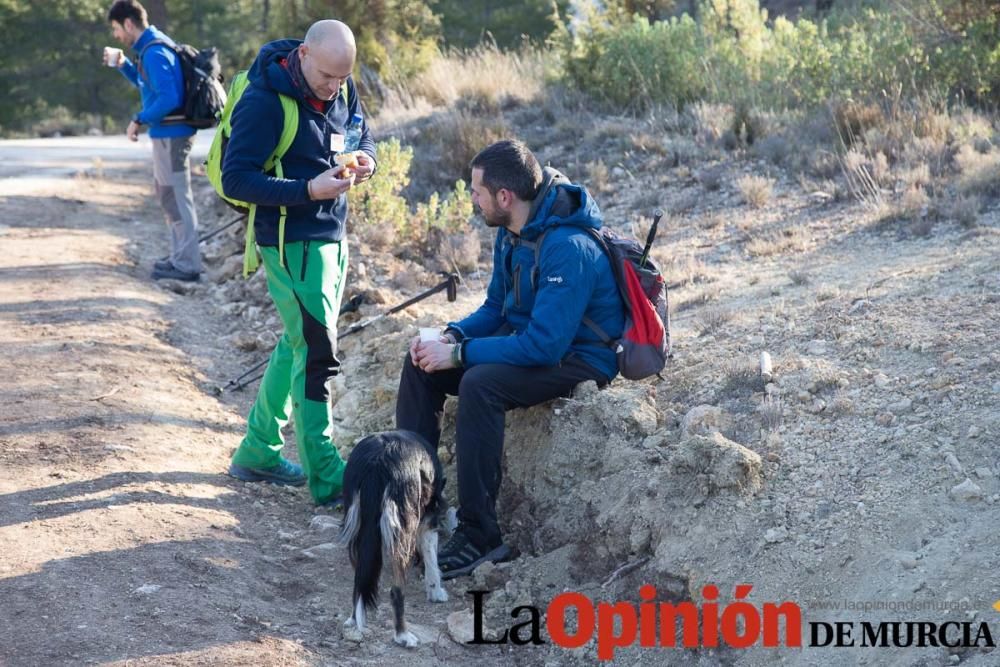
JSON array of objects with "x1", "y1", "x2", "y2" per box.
[
  {"x1": 449, "y1": 169, "x2": 624, "y2": 381},
  {"x1": 117, "y1": 26, "x2": 195, "y2": 139},
  {"x1": 221, "y1": 39, "x2": 376, "y2": 246}
]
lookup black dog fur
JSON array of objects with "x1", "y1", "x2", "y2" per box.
[{"x1": 339, "y1": 429, "x2": 448, "y2": 647}]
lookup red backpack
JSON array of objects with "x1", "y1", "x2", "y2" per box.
[{"x1": 531, "y1": 212, "x2": 671, "y2": 380}]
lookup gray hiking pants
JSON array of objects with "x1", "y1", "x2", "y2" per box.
[{"x1": 151, "y1": 136, "x2": 201, "y2": 274}]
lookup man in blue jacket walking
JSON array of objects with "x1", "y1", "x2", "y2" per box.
[
  {"x1": 397, "y1": 140, "x2": 624, "y2": 579},
  {"x1": 222, "y1": 20, "x2": 376, "y2": 508},
  {"x1": 106, "y1": 0, "x2": 201, "y2": 281}
]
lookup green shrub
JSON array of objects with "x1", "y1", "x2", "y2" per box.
[
  {"x1": 351, "y1": 139, "x2": 476, "y2": 249},
  {"x1": 350, "y1": 138, "x2": 412, "y2": 233},
  {"x1": 560, "y1": 0, "x2": 1000, "y2": 112}
]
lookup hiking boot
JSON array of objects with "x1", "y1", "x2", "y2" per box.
[
  {"x1": 153, "y1": 258, "x2": 172, "y2": 271},
  {"x1": 152, "y1": 264, "x2": 200, "y2": 282},
  {"x1": 228, "y1": 459, "x2": 306, "y2": 486},
  {"x1": 438, "y1": 529, "x2": 515, "y2": 580}
]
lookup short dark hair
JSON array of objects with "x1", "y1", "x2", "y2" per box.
[
  {"x1": 470, "y1": 140, "x2": 543, "y2": 201},
  {"x1": 108, "y1": 0, "x2": 148, "y2": 28}
]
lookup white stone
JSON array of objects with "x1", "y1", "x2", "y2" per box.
[
  {"x1": 447, "y1": 611, "x2": 476, "y2": 644},
  {"x1": 302, "y1": 542, "x2": 338, "y2": 559},
  {"x1": 681, "y1": 405, "x2": 726, "y2": 437},
  {"x1": 309, "y1": 515, "x2": 341, "y2": 532},
  {"x1": 133, "y1": 584, "x2": 162, "y2": 595},
  {"x1": 764, "y1": 526, "x2": 788, "y2": 543},
  {"x1": 949, "y1": 479, "x2": 983, "y2": 502},
  {"x1": 806, "y1": 340, "x2": 828, "y2": 355},
  {"x1": 889, "y1": 398, "x2": 913, "y2": 414}
]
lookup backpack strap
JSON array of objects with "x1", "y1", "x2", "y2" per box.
[
  {"x1": 242, "y1": 92, "x2": 300, "y2": 277},
  {"x1": 530, "y1": 226, "x2": 616, "y2": 347},
  {"x1": 136, "y1": 38, "x2": 174, "y2": 80}
]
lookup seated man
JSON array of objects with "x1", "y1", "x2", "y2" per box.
[{"x1": 396, "y1": 139, "x2": 624, "y2": 579}]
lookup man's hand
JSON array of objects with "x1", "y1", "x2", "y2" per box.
[
  {"x1": 409, "y1": 333, "x2": 453, "y2": 367},
  {"x1": 309, "y1": 167, "x2": 355, "y2": 200},
  {"x1": 413, "y1": 340, "x2": 458, "y2": 373},
  {"x1": 126, "y1": 120, "x2": 140, "y2": 142},
  {"x1": 353, "y1": 152, "x2": 376, "y2": 183}
]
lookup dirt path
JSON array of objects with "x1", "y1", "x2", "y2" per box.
[{"x1": 0, "y1": 166, "x2": 502, "y2": 666}]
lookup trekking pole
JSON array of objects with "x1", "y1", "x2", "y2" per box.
[
  {"x1": 639, "y1": 209, "x2": 663, "y2": 268},
  {"x1": 157, "y1": 214, "x2": 244, "y2": 262},
  {"x1": 225, "y1": 273, "x2": 460, "y2": 392},
  {"x1": 222, "y1": 294, "x2": 369, "y2": 392}
]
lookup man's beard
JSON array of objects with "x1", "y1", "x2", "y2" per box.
[{"x1": 481, "y1": 208, "x2": 511, "y2": 229}]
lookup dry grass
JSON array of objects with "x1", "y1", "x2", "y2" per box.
[
  {"x1": 745, "y1": 227, "x2": 807, "y2": 258},
  {"x1": 676, "y1": 286, "x2": 722, "y2": 312},
  {"x1": 899, "y1": 185, "x2": 930, "y2": 219},
  {"x1": 690, "y1": 102, "x2": 734, "y2": 144},
  {"x1": 955, "y1": 144, "x2": 1000, "y2": 197},
  {"x1": 423, "y1": 108, "x2": 509, "y2": 185},
  {"x1": 755, "y1": 135, "x2": 792, "y2": 166},
  {"x1": 840, "y1": 148, "x2": 885, "y2": 208},
  {"x1": 736, "y1": 174, "x2": 774, "y2": 208},
  {"x1": 697, "y1": 166, "x2": 725, "y2": 191},
  {"x1": 942, "y1": 193, "x2": 981, "y2": 228},
  {"x1": 758, "y1": 395, "x2": 784, "y2": 431},
  {"x1": 721, "y1": 357, "x2": 762, "y2": 394},
  {"x1": 832, "y1": 100, "x2": 885, "y2": 145},
  {"x1": 586, "y1": 160, "x2": 611, "y2": 194},
  {"x1": 696, "y1": 306, "x2": 733, "y2": 336},
  {"x1": 788, "y1": 269, "x2": 810, "y2": 286},
  {"x1": 661, "y1": 253, "x2": 712, "y2": 288},
  {"x1": 400, "y1": 44, "x2": 545, "y2": 110}
]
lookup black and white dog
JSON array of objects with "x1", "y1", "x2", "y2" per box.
[{"x1": 339, "y1": 429, "x2": 449, "y2": 647}]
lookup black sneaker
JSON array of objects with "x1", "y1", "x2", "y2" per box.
[
  {"x1": 438, "y1": 529, "x2": 515, "y2": 580},
  {"x1": 151, "y1": 264, "x2": 200, "y2": 282},
  {"x1": 153, "y1": 259, "x2": 172, "y2": 271}
]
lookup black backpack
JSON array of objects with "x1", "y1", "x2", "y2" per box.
[{"x1": 139, "y1": 39, "x2": 226, "y2": 129}]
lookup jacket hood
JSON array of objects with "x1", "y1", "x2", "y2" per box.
[
  {"x1": 133, "y1": 25, "x2": 173, "y2": 53},
  {"x1": 246, "y1": 39, "x2": 308, "y2": 101},
  {"x1": 520, "y1": 167, "x2": 602, "y2": 241}
]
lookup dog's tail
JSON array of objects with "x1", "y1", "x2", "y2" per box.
[{"x1": 340, "y1": 478, "x2": 384, "y2": 615}]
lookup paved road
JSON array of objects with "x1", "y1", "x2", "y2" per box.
[{"x1": 0, "y1": 131, "x2": 215, "y2": 195}]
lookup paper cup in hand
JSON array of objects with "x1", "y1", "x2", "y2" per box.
[
  {"x1": 104, "y1": 47, "x2": 123, "y2": 67},
  {"x1": 419, "y1": 327, "x2": 439, "y2": 343}
]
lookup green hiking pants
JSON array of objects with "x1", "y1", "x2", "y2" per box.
[{"x1": 231, "y1": 240, "x2": 348, "y2": 504}]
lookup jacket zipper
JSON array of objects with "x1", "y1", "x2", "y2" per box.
[{"x1": 513, "y1": 264, "x2": 522, "y2": 308}]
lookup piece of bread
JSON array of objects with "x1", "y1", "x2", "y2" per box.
[{"x1": 334, "y1": 151, "x2": 359, "y2": 170}]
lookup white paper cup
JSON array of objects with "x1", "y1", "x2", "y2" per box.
[
  {"x1": 104, "y1": 47, "x2": 122, "y2": 68},
  {"x1": 419, "y1": 327, "x2": 439, "y2": 343}
]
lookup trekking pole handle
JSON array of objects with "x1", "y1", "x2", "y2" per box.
[{"x1": 640, "y1": 209, "x2": 663, "y2": 268}]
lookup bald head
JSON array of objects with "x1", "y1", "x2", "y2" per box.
[{"x1": 299, "y1": 20, "x2": 357, "y2": 100}]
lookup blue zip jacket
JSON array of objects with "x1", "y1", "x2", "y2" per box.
[
  {"x1": 221, "y1": 39, "x2": 376, "y2": 246},
  {"x1": 448, "y1": 169, "x2": 624, "y2": 381},
  {"x1": 117, "y1": 26, "x2": 195, "y2": 139}
]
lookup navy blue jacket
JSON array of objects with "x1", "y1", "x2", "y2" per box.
[
  {"x1": 221, "y1": 40, "x2": 376, "y2": 245},
  {"x1": 117, "y1": 26, "x2": 195, "y2": 139},
  {"x1": 449, "y1": 169, "x2": 624, "y2": 381}
]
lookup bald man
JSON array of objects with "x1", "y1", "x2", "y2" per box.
[{"x1": 223, "y1": 20, "x2": 377, "y2": 508}]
